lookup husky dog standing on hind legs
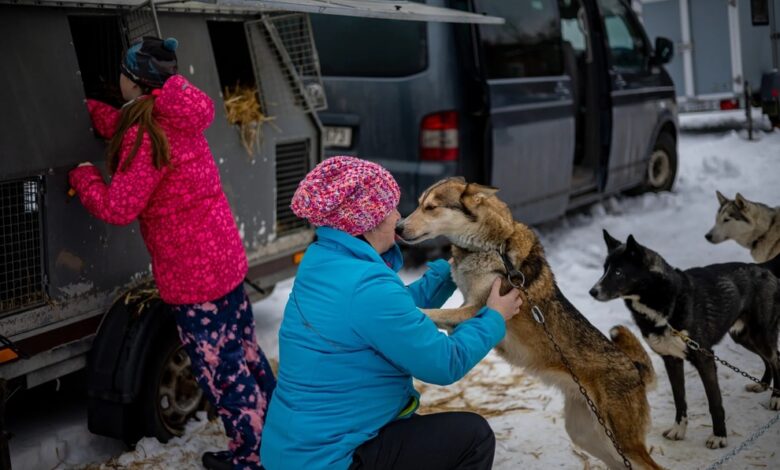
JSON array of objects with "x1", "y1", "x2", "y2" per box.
[{"x1": 396, "y1": 178, "x2": 664, "y2": 470}]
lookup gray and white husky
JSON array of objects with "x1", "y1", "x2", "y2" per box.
[{"x1": 706, "y1": 191, "x2": 780, "y2": 263}]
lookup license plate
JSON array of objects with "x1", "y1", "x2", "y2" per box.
[{"x1": 323, "y1": 126, "x2": 353, "y2": 149}]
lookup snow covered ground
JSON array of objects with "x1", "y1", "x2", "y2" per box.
[
  {"x1": 678, "y1": 107, "x2": 772, "y2": 133},
  {"x1": 9, "y1": 126, "x2": 780, "y2": 469}
]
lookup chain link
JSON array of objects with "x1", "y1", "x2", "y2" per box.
[
  {"x1": 703, "y1": 412, "x2": 780, "y2": 470},
  {"x1": 533, "y1": 307, "x2": 633, "y2": 469},
  {"x1": 669, "y1": 328, "x2": 780, "y2": 395},
  {"x1": 666, "y1": 326, "x2": 780, "y2": 470},
  {"x1": 499, "y1": 251, "x2": 632, "y2": 468}
]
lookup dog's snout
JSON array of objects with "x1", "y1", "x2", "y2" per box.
[
  {"x1": 589, "y1": 287, "x2": 599, "y2": 298},
  {"x1": 395, "y1": 223, "x2": 405, "y2": 236},
  {"x1": 705, "y1": 232, "x2": 713, "y2": 242}
]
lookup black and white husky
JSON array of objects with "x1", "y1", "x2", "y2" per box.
[{"x1": 589, "y1": 230, "x2": 780, "y2": 449}]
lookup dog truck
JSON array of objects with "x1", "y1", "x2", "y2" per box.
[
  {"x1": 639, "y1": 0, "x2": 780, "y2": 123},
  {"x1": 0, "y1": 1, "x2": 502, "y2": 467}
]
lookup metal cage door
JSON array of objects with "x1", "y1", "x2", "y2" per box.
[
  {"x1": 121, "y1": 0, "x2": 162, "y2": 46},
  {"x1": 250, "y1": 13, "x2": 328, "y2": 113}
]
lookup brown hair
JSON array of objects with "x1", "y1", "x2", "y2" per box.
[{"x1": 107, "y1": 95, "x2": 170, "y2": 174}]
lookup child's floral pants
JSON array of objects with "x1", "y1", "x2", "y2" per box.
[{"x1": 173, "y1": 283, "x2": 276, "y2": 470}]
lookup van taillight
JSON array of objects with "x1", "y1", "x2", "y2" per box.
[
  {"x1": 420, "y1": 111, "x2": 458, "y2": 161},
  {"x1": 719, "y1": 99, "x2": 739, "y2": 110}
]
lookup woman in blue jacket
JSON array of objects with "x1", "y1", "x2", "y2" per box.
[{"x1": 260, "y1": 156, "x2": 523, "y2": 470}]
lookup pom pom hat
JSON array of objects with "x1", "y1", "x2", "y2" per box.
[
  {"x1": 121, "y1": 36, "x2": 179, "y2": 89},
  {"x1": 291, "y1": 156, "x2": 400, "y2": 236}
]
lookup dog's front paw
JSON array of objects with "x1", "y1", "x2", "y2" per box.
[
  {"x1": 662, "y1": 418, "x2": 687, "y2": 440},
  {"x1": 770, "y1": 395, "x2": 780, "y2": 411},
  {"x1": 746, "y1": 382, "x2": 769, "y2": 393},
  {"x1": 706, "y1": 435, "x2": 728, "y2": 449}
]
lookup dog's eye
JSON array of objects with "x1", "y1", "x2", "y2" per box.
[
  {"x1": 614, "y1": 269, "x2": 623, "y2": 277},
  {"x1": 424, "y1": 205, "x2": 436, "y2": 211}
]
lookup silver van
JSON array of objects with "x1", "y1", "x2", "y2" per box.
[{"x1": 313, "y1": 0, "x2": 678, "y2": 224}]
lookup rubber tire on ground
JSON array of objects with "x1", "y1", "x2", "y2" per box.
[
  {"x1": 631, "y1": 131, "x2": 678, "y2": 194},
  {"x1": 138, "y1": 323, "x2": 207, "y2": 443}
]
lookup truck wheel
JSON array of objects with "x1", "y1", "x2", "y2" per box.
[
  {"x1": 634, "y1": 132, "x2": 677, "y2": 193},
  {"x1": 139, "y1": 327, "x2": 206, "y2": 442}
]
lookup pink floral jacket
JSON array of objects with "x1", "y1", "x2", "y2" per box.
[{"x1": 69, "y1": 75, "x2": 247, "y2": 305}]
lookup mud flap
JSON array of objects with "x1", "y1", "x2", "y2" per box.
[{"x1": 86, "y1": 285, "x2": 173, "y2": 442}]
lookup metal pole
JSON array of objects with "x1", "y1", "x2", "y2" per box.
[
  {"x1": 148, "y1": 0, "x2": 162, "y2": 38},
  {"x1": 771, "y1": 0, "x2": 779, "y2": 69},
  {"x1": 746, "y1": 81, "x2": 753, "y2": 140},
  {"x1": 0, "y1": 379, "x2": 11, "y2": 470}
]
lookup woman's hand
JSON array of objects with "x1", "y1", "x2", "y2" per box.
[{"x1": 486, "y1": 277, "x2": 523, "y2": 322}]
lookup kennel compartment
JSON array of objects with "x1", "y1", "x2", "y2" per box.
[{"x1": 0, "y1": 178, "x2": 46, "y2": 316}]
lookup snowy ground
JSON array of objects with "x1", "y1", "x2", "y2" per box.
[
  {"x1": 9, "y1": 125, "x2": 780, "y2": 469},
  {"x1": 678, "y1": 107, "x2": 772, "y2": 133}
]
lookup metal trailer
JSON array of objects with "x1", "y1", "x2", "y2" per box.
[
  {"x1": 0, "y1": 0, "x2": 502, "y2": 464},
  {"x1": 639, "y1": 0, "x2": 780, "y2": 117}
]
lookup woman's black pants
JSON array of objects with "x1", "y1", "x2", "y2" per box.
[{"x1": 349, "y1": 412, "x2": 495, "y2": 470}]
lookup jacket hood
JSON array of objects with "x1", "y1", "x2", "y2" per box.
[
  {"x1": 154, "y1": 75, "x2": 214, "y2": 133},
  {"x1": 315, "y1": 227, "x2": 404, "y2": 272}
]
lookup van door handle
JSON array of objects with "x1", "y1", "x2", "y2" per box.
[{"x1": 554, "y1": 80, "x2": 570, "y2": 97}]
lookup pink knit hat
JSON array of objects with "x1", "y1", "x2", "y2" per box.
[{"x1": 291, "y1": 156, "x2": 400, "y2": 235}]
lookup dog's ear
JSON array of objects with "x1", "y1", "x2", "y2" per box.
[
  {"x1": 626, "y1": 234, "x2": 642, "y2": 256},
  {"x1": 464, "y1": 183, "x2": 499, "y2": 204},
  {"x1": 716, "y1": 190, "x2": 729, "y2": 207},
  {"x1": 603, "y1": 229, "x2": 621, "y2": 251},
  {"x1": 734, "y1": 193, "x2": 751, "y2": 212}
]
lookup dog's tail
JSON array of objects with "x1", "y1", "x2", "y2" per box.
[
  {"x1": 760, "y1": 253, "x2": 780, "y2": 278},
  {"x1": 610, "y1": 325, "x2": 656, "y2": 388},
  {"x1": 628, "y1": 446, "x2": 666, "y2": 470}
]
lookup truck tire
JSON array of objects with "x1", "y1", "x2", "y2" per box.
[
  {"x1": 138, "y1": 323, "x2": 206, "y2": 443},
  {"x1": 633, "y1": 132, "x2": 677, "y2": 193}
]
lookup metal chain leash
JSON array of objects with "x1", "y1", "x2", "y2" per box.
[
  {"x1": 703, "y1": 412, "x2": 780, "y2": 470},
  {"x1": 530, "y1": 305, "x2": 634, "y2": 469},
  {"x1": 497, "y1": 247, "x2": 632, "y2": 468},
  {"x1": 669, "y1": 327, "x2": 780, "y2": 395}
]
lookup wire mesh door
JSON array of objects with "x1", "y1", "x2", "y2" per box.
[
  {"x1": 121, "y1": 0, "x2": 162, "y2": 47},
  {"x1": 0, "y1": 178, "x2": 46, "y2": 315},
  {"x1": 262, "y1": 13, "x2": 328, "y2": 112}
]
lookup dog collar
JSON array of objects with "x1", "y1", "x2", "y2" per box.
[{"x1": 498, "y1": 242, "x2": 525, "y2": 289}]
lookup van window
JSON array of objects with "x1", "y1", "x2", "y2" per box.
[
  {"x1": 475, "y1": 0, "x2": 563, "y2": 79},
  {"x1": 310, "y1": 15, "x2": 427, "y2": 77},
  {"x1": 560, "y1": 0, "x2": 588, "y2": 54},
  {"x1": 598, "y1": 0, "x2": 648, "y2": 72}
]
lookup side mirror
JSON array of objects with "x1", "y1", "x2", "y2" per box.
[{"x1": 653, "y1": 37, "x2": 674, "y2": 65}]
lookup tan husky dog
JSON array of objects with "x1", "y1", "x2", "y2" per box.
[
  {"x1": 396, "y1": 178, "x2": 663, "y2": 470},
  {"x1": 706, "y1": 191, "x2": 780, "y2": 263}
]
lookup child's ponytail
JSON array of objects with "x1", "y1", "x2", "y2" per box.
[{"x1": 107, "y1": 94, "x2": 171, "y2": 175}]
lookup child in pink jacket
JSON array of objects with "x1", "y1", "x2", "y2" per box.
[{"x1": 69, "y1": 36, "x2": 274, "y2": 470}]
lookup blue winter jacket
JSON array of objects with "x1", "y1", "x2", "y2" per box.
[{"x1": 260, "y1": 227, "x2": 506, "y2": 470}]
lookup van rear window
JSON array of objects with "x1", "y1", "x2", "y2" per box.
[{"x1": 310, "y1": 15, "x2": 427, "y2": 77}]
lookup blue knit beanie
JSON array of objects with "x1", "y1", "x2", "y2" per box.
[{"x1": 121, "y1": 36, "x2": 179, "y2": 89}]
